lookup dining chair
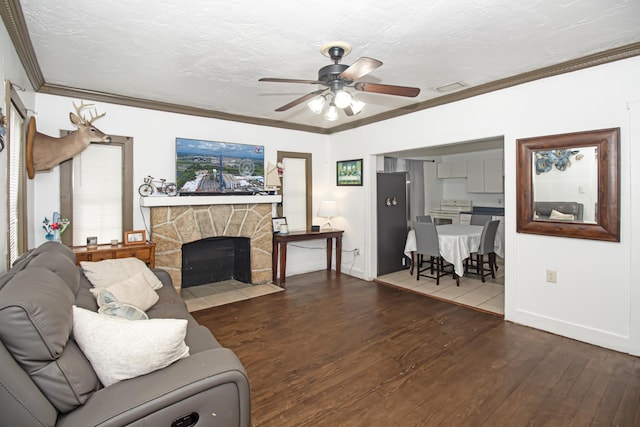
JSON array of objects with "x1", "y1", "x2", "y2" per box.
[
  {"x1": 416, "y1": 215, "x2": 432, "y2": 223},
  {"x1": 464, "y1": 220, "x2": 500, "y2": 282},
  {"x1": 414, "y1": 222, "x2": 456, "y2": 286},
  {"x1": 470, "y1": 214, "x2": 492, "y2": 226}
]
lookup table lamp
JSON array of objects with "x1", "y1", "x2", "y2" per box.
[{"x1": 318, "y1": 201, "x2": 338, "y2": 230}]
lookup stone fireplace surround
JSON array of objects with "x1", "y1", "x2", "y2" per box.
[{"x1": 144, "y1": 196, "x2": 279, "y2": 292}]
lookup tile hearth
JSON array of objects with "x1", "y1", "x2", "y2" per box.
[{"x1": 181, "y1": 279, "x2": 283, "y2": 312}]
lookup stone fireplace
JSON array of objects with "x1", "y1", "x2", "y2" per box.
[{"x1": 145, "y1": 196, "x2": 279, "y2": 291}]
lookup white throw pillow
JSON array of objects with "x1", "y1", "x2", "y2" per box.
[
  {"x1": 90, "y1": 272, "x2": 159, "y2": 311},
  {"x1": 81, "y1": 258, "x2": 163, "y2": 290},
  {"x1": 72, "y1": 306, "x2": 189, "y2": 387},
  {"x1": 548, "y1": 209, "x2": 575, "y2": 221}
]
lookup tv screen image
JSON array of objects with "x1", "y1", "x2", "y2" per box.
[{"x1": 176, "y1": 138, "x2": 265, "y2": 194}]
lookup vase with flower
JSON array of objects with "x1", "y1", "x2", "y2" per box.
[{"x1": 42, "y1": 212, "x2": 70, "y2": 242}]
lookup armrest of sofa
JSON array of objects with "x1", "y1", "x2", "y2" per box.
[
  {"x1": 151, "y1": 268, "x2": 173, "y2": 288},
  {"x1": 57, "y1": 348, "x2": 251, "y2": 427}
]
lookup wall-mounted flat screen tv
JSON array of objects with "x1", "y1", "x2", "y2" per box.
[{"x1": 176, "y1": 137, "x2": 264, "y2": 195}]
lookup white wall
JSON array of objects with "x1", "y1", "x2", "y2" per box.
[{"x1": 330, "y1": 57, "x2": 640, "y2": 355}]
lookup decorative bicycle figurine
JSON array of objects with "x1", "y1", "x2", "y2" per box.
[{"x1": 138, "y1": 175, "x2": 178, "y2": 197}]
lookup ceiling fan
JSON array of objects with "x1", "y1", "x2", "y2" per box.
[{"x1": 259, "y1": 41, "x2": 420, "y2": 120}]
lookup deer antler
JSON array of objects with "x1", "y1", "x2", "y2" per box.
[
  {"x1": 72, "y1": 100, "x2": 106, "y2": 124},
  {"x1": 87, "y1": 109, "x2": 106, "y2": 124}
]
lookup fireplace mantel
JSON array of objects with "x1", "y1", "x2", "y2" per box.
[{"x1": 140, "y1": 194, "x2": 281, "y2": 207}]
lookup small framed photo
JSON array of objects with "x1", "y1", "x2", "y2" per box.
[
  {"x1": 337, "y1": 159, "x2": 363, "y2": 186},
  {"x1": 86, "y1": 236, "x2": 98, "y2": 247},
  {"x1": 124, "y1": 230, "x2": 146, "y2": 245},
  {"x1": 271, "y1": 217, "x2": 287, "y2": 233}
]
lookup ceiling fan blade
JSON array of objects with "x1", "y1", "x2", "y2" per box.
[
  {"x1": 339, "y1": 57, "x2": 383, "y2": 81},
  {"x1": 354, "y1": 82, "x2": 420, "y2": 97},
  {"x1": 275, "y1": 89, "x2": 327, "y2": 112},
  {"x1": 259, "y1": 78, "x2": 323, "y2": 84}
]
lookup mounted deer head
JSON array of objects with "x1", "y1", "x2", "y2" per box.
[{"x1": 26, "y1": 100, "x2": 111, "y2": 179}]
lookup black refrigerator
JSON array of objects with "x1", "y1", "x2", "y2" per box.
[{"x1": 376, "y1": 172, "x2": 409, "y2": 276}]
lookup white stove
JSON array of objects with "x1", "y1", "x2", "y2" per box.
[{"x1": 427, "y1": 200, "x2": 472, "y2": 225}]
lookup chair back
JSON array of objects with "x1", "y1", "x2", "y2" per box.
[
  {"x1": 414, "y1": 222, "x2": 440, "y2": 257},
  {"x1": 478, "y1": 220, "x2": 500, "y2": 255},
  {"x1": 416, "y1": 215, "x2": 432, "y2": 223},
  {"x1": 470, "y1": 214, "x2": 492, "y2": 226}
]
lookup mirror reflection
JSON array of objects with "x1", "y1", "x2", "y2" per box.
[{"x1": 531, "y1": 146, "x2": 598, "y2": 224}]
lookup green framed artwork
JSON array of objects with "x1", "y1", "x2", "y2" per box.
[{"x1": 336, "y1": 159, "x2": 363, "y2": 186}]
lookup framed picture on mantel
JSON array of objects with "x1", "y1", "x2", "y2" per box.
[{"x1": 337, "y1": 159, "x2": 363, "y2": 186}]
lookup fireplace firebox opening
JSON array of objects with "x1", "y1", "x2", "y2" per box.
[{"x1": 181, "y1": 237, "x2": 251, "y2": 288}]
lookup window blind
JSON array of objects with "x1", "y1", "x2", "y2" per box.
[
  {"x1": 8, "y1": 100, "x2": 25, "y2": 267},
  {"x1": 72, "y1": 144, "x2": 123, "y2": 245},
  {"x1": 282, "y1": 157, "x2": 307, "y2": 231}
]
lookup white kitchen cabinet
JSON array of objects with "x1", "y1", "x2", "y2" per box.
[
  {"x1": 467, "y1": 158, "x2": 503, "y2": 193},
  {"x1": 437, "y1": 161, "x2": 467, "y2": 178}
]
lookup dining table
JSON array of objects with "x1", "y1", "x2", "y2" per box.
[{"x1": 404, "y1": 224, "x2": 491, "y2": 278}]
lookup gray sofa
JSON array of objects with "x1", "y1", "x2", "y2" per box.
[
  {"x1": 0, "y1": 241, "x2": 250, "y2": 427},
  {"x1": 534, "y1": 201, "x2": 584, "y2": 222}
]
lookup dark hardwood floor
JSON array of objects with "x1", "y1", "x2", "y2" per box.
[{"x1": 193, "y1": 271, "x2": 640, "y2": 427}]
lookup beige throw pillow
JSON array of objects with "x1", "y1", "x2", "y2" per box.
[
  {"x1": 90, "y1": 272, "x2": 159, "y2": 311},
  {"x1": 81, "y1": 257, "x2": 163, "y2": 290},
  {"x1": 72, "y1": 306, "x2": 189, "y2": 387},
  {"x1": 549, "y1": 209, "x2": 575, "y2": 221}
]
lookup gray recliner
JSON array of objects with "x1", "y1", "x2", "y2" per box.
[{"x1": 0, "y1": 241, "x2": 251, "y2": 427}]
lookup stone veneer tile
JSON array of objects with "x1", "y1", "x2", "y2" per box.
[
  {"x1": 169, "y1": 206, "x2": 190, "y2": 222},
  {"x1": 150, "y1": 207, "x2": 169, "y2": 226},
  {"x1": 174, "y1": 210, "x2": 202, "y2": 243},
  {"x1": 153, "y1": 222, "x2": 181, "y2": 242},
  {"x1": 210, "y1": 205, "x2": 232, "y2": 235},
  {"x1": 226, "y1": 209, "x2": 246, "y2": 236},
  {"x1": 195, "y1": 210, "x2": 215, "y2": 238}
]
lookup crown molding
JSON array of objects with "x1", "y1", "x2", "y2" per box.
[
  {"x1": 2, "y1": 0, "x2": 639, "y2": 134},
  {"x1": 0, "y1": 0, "x2": 44, "y2": 90},
  {"x1": 328, "y1": 41, "x2": 640, "y2": 134},
  {"x1": 38, "y1": 83, "x2": 330, "y2": 134}
]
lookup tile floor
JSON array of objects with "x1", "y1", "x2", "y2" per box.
[
  {"x1": 376, "y1": 259, "x2": 505, "y2": 316},
  {"x1": 181, "y1": 279, "x2": 284, "y2": 312}
]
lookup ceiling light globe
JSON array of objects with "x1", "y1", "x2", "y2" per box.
[
  {"x1": 325, "y1": 104, "x2": 339, "y2": 121},
  {"x1": 307, "y1": 96, "x2": 326, "y2": 114},
  {"x1": 350, "y1": 98, "x2": 365, "y2": 115},
  {"x1": 334, "y1": 90, "x2": 352, "y2": 108}
]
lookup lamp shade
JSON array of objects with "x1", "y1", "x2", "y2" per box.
[{"x1": 318, "y1": 201, "x2": 338, "y2": 218}]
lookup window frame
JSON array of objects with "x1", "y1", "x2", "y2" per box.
[
  {"x1": 5, "y1": 80, "x2": 28, "y2": 269},
  {"x1": 59, "y1": 135, "x2": 133, "y2": 246}
]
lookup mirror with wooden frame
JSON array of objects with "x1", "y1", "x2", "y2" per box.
[{"x1": 516, "y1": 128, "x2": 620, "y2": 242}]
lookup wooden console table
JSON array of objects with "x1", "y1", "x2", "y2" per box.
[
  {"x1": 72, "y1": 241, "x2": 155, "y2": 268},
  {"x1": 272, "y1": 229, "x2": 344, "y2": 287}
]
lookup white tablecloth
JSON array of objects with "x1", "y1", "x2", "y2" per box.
[{"x1": 404, "y1": 224, "x2": 497, "y2": 276}]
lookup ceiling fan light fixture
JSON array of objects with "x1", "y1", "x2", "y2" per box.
[
  {"x1": 325, "y1": 103, "x2": 339, "y2": 121},
  {"x1": 349, "y1": 98, "x2": 365, "y2": 115},
  {"x1": 334, "y1": 90, "x2": 352, "y2": 108},
  {"x1": 308, "y1": 95, "x2": 326, "y2": 114}
]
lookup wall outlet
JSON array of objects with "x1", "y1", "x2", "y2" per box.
[
  {"x1": 546, "y1": 269, "x2": 557, "y2": 283},
  {"x1": 354, "y1": 248, "x2": 360, "y2": 256}
]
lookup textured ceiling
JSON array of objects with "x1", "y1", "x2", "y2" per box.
[{"x1": 9, "y1": 0, "x2": 640, "y2": 132}]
